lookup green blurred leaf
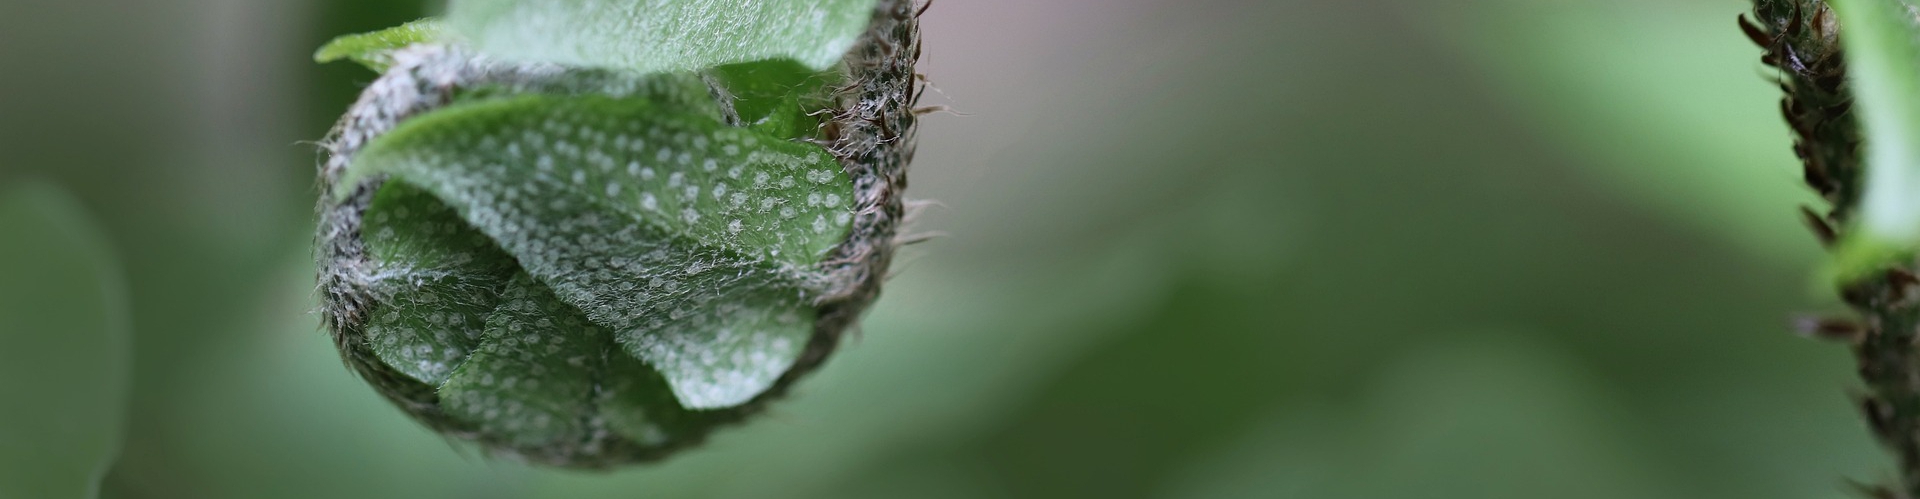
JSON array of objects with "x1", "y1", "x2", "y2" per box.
[
  {"x1": 314, "y1": 19, "x2": 445, "y2": 72},
  {"x1": 1427, "y1": 0, "x2": 1820, "y2": 264},
  {"x1": 0, "y1": 181, "x2": 130, "y2": 499},
  {"x1": 347, "y1": 93, "x2": 854, "y2": 413},
  {"x1": 1833, "y1": 0, "x2": 1920, "y2": 274},
  {"x1": 446, "y1": 0, "x2": 879, "y2": 73}
]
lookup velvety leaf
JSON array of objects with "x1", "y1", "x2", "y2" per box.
[
  {"x1": 315, "y1": 19, "x2": 445, "y2": 72},
  {"x1": 439, "y1": 273, "x2": 609, "y2": 448},
  {"x1": 360, "y1": 182, "x2": 516, "y2": 385},
  {"x1": 438, "y1": 272, "x2": 708, "y2": 450},
  {"x1": 0, "y1": 182, "x2": 130, "y2": 499},
  {"x1": 596, "y1": 346, "x2": 697, "y2": 447},
  {"x1": 346, "y1": 93, "x2": 854, "y2": 409},
  {"x1": 446, "y1": 0, "x2": 879, "y2": 73},
  {"x1": 456, "y1": 69, "x2": 727, "y2": 123}
]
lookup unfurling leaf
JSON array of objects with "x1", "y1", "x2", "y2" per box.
[
  {"x1": 347, "y1": 94, "x2": 854, "y2": 409},
  {"x1": 314, "y1": 0, "x2": 923, "y2": 468}
]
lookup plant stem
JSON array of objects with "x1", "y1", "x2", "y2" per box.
[{"x1": 1750, "y1": 1, "x2": 1920, "y2": 496}]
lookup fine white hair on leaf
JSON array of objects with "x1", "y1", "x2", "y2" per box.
[{"x1": 314, "y1": 0, "x2": 924, "y2": 469}]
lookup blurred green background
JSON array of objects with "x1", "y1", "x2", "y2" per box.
[{"x1": 0, "y1": 0, "x2": 1882, "y2": 497}]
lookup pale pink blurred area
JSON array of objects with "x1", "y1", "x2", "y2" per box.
[{"x1": 913, "y1": 0, "x2": 1310, "y2": 257}]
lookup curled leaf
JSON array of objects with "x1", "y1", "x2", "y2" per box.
[
  {"x1": 346, "y1": 94, "x2": 854, "y2": 409},
  {"x1": 314, "y1": 0, "x2": 923, "y2": 468}
]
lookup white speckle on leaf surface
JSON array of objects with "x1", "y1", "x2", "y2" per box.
[
  {"x1": 361, "y1": 183, "x2": 515, "y2": 386},
  {"x1": 440, "y1": 274, "x2": 607, "y2": 447},
  {"x1": 317, "y1": 0, "x2": 922, "y2": 466},
  {"x1": 348, "y1": 94, "x2": 852, "y2": 409}
]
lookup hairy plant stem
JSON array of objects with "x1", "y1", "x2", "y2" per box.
[{"x1": 1749, "y1": 1, "x2": 1920, "y2": 496}]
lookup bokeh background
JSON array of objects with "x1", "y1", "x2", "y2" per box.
[{"x1": 0, "y1": 0, "x2": 1884, "y2": 497}]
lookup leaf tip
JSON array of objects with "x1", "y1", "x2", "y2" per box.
[{"x1": 314, "y1": 19, "x2": 446, "y2": 71}]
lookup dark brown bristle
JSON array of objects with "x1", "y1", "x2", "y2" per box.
[
  {"x1": 1796, "y1": 315, "x2": 1866, "y2": 342},
  {"x1": 1802, "y1": 205, "x2": 1839, "y2": 246},
  {"x1": 1740, "y1": 14, "x2": 1774, "y2": 47}
]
